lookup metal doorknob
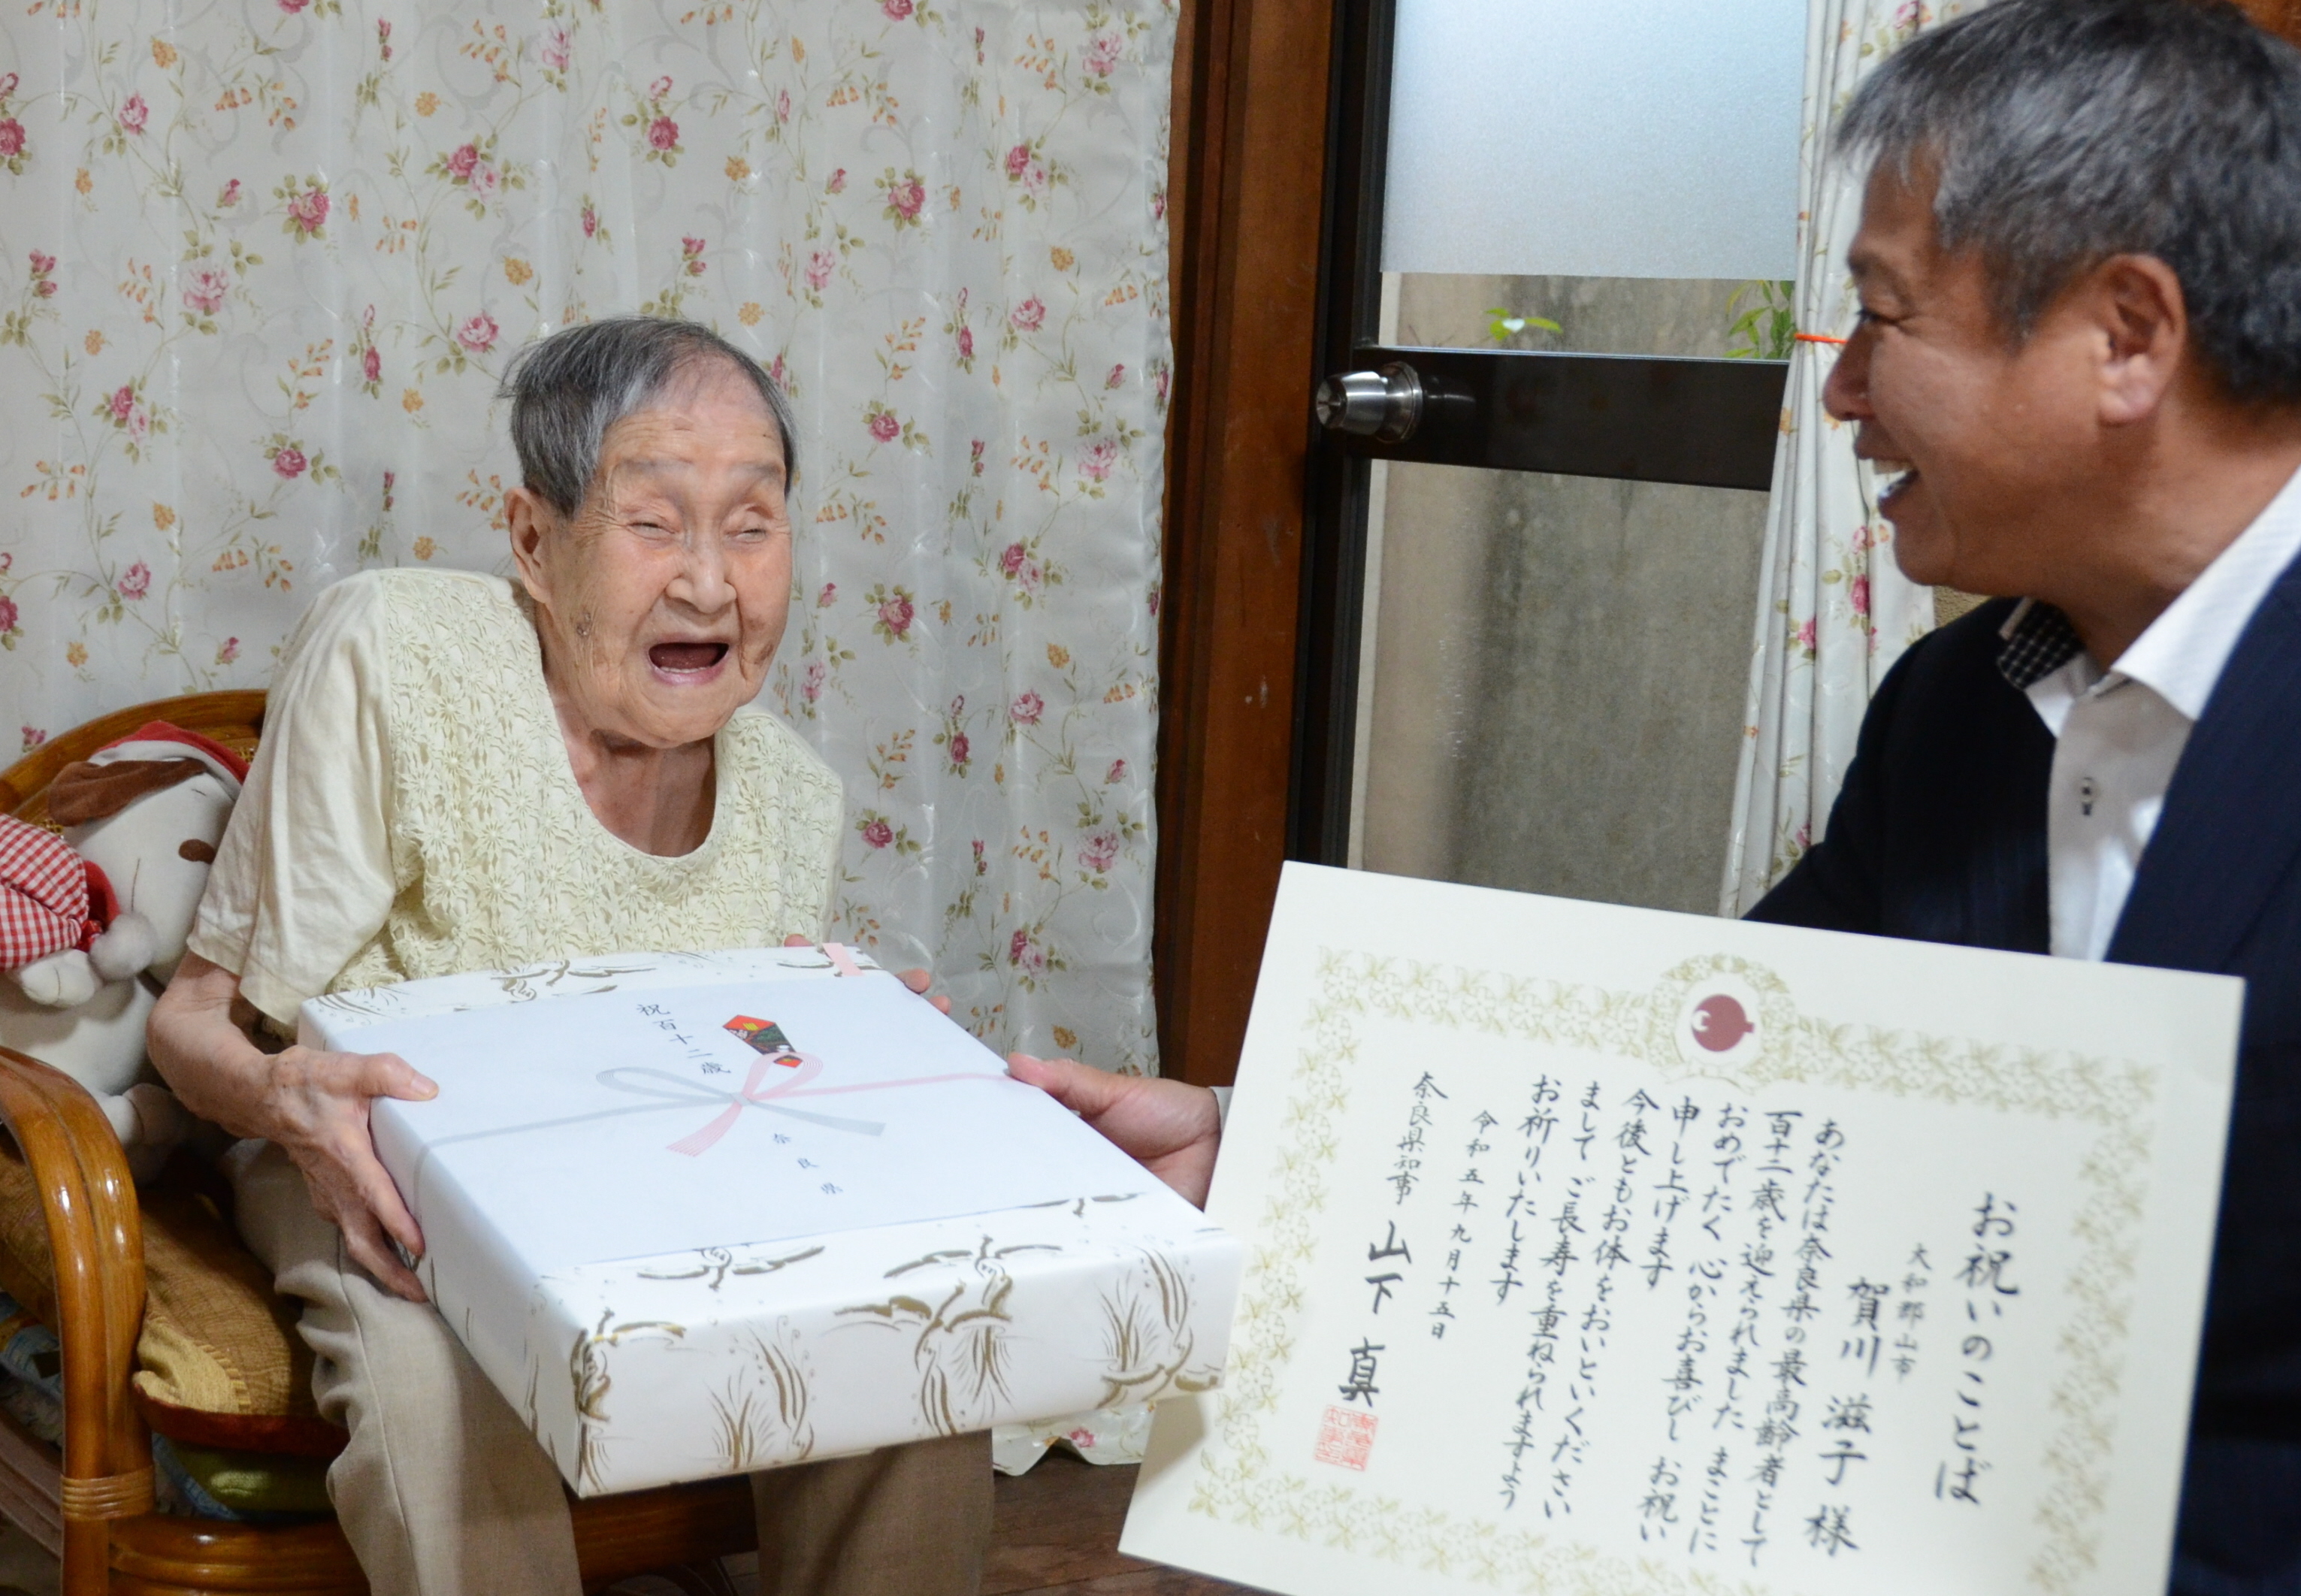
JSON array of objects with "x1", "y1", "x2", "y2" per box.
[{"x1": 1315, "y1": 361, "x2": 1423, "y2": 443}]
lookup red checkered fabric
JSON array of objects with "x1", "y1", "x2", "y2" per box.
[{"x1": 0, "y1": 813, "x2": 93, "y2": 969}]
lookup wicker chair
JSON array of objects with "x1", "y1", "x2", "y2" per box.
[{"x1": 0, "y1": 691, "x2": 756, "y2": 1594}]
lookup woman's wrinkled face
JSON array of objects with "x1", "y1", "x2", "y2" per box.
[{"x1": 509, "y1": 364, "x2": 792, "y2": 749}]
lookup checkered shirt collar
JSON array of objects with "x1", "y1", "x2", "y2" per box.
[{"x1": 1995, "y1": 597, "x2": 2087, "y2": 691}]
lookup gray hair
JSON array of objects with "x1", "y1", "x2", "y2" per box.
[
  {"x1": 496, "y1": 316, "x2": 800, "y2": 516},
  {"x1": 1837, "y1": 0, "x2": 2301, "y2": 403}
]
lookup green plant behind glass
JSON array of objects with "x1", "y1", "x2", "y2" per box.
[
  {"x1": 1485, "y1": 307, "x2": 1562, "y2": 347},
  {"x1": 1726, "y1": 280, "x2": 1796, "y2": 360}
]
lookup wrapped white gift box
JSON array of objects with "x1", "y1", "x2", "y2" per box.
[{"x1": 298, "y1": 948, "x2": 1239, "y2": 1496}]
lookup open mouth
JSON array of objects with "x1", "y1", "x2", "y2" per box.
[
  {"x1": 1870, "y1": 458, "x2": 1919, "y2": 506},
  {"x1": 649, "y1": 641, "x2": 730, "y2": 675}
]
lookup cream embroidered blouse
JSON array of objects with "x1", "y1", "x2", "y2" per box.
[{"x1": 191, "y1": 569, "x2": 845, "y2": 1027}]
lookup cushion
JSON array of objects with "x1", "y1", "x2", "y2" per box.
[
  {"x1": 0, "y1": 1140, "x2": 346, "y2": 1458},
  {"x1": 154, "y1": 1440, "x2": 334, "y2": 1519},
  {"x1": 0, "y1": 1289, "x2": 330, "y2": 1522}
]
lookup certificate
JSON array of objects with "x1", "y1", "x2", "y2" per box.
[{"x1": 1122, "y1": 864, "x2": 2241, "y2": 1596}]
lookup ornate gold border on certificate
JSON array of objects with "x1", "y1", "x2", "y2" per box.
[{"x1": 1187, "y1": 950, "x2": 2154, "y2": 1595}]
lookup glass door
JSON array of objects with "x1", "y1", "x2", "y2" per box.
[{"x1": 1293, "y1": 0, "x2": 1806, "y2": 915}]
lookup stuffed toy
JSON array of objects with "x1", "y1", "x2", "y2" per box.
[{"x1": 0, "y1": 722, "x2": 246, "y2": 1174}]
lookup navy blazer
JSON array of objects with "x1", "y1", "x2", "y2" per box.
[{"x1": 1749, "y1": 555, "x2": 2301, "y2": 1581}]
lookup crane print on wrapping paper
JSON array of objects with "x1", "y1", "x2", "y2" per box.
[
  {"x1": 1094, "y1": 1249, "x2": 1224, "y2": 1410},
  {"x1": 836, "y1": 1236, "x2": 1065, "y2": 1436},
  {"x1": 566, "y1": 1310, "x2": 686, "y2": 1495},
  {"x1": 709, "y1": 1325, "x2": 819, "y2": 1473}
]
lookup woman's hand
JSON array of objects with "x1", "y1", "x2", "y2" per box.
[
  {"x1": 254, "y1": 1044, "x2": 438, "y2": 1301},
  {"x1": 150, "y1": 954, "x2": 439, "y2": 1302},
  {"x1": 897, "y1": 966, "x2": 953, "y2": 1017},
  {"x1": 1005, "y1": 1053, "x2": 1222, "y2": 1209}
]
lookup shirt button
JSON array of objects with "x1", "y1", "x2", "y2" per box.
[{"x1": 2078, "y1": 777, "x2": 2099, "y2": 817}]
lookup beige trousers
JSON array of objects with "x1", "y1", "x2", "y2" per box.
[{"x1": 231, "y1": 1143, "x2": 993, "y2": 1596}]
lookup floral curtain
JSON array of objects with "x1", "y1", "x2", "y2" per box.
[
  {"x1": 0, "y1": 0, "x2": 1174, "y2": 1072},
  {"x1": 1719, "y1": 0, "x2": 1977, "y2": 917}
]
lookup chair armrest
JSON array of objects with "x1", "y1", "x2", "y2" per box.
[{"x1": 0, "y1": 1047, "x2": 153, "y2": 1523}]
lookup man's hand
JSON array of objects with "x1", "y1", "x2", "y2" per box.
[
  {"x1": 261, "y1": 1046, "x2": 438, "y2": 1301},
  {"x1": 1005, "y1": 1053, "x2": 1221, "y2": 1208}
]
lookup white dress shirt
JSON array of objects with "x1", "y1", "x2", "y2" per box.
[{"x1": 2015, "y1": 467, "x2": 2301, "y2": 960}]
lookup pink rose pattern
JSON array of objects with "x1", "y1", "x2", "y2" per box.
[
  {"x1": 284, "y1": 184, "x2": 329, "y2": 238},
  {"x1": 883, "y1": 173, "x2": 926, "y2": 224},
  {"x1": 183, "y1": 268, "x2": 230, "y2": 316},
  {"x1": 0, "y1": 2, "x2": 1169, "y2": 1073},
  {"x1": 875, "y1": 589, "x2": 913, "y2": 639}
]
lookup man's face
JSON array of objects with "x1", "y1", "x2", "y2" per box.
[{"x1": 1825, "y1": 164, "x2": 2106, "y2": 594}]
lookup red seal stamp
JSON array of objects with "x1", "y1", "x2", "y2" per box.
[{"x1": 1314, "y1": 1404, "x2": 1377, "y2": 1471}]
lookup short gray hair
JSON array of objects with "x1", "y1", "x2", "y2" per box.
[
  {"x1": 1837, "y1": 0, "x2": 2301, "y2": 403},
  {"x1": 496, "y1": 316, "x2": 800, "y2": 516}
]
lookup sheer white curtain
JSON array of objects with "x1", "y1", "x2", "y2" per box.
[
  {"x1": 1720, "y1": 0, "x2": 1978, "y2": 916},
  {"x1": 0, "y1": 0, "x2": 1174, "y2": 1070}
]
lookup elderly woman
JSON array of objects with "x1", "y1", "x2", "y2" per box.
[{"x1": 150, "y1": 319, "x2": 987, "y2": 1596}]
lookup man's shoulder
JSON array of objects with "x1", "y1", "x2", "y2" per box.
[
  {"x1": 1895, "y1": 596, "x2": 2023, "y2": 679},
  {"x1": 1864, "y1": 597, "x2": 2031, "y2": 731}
]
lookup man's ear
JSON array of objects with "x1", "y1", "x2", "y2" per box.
[
  {"x1": 505, "y1": 486, "x2": 557, "y2": 606},
  {"x1": 2090, "y1": 253, "x2": 2188, "y2": 428}
]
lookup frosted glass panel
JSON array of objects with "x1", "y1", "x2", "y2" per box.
[
  {"x1": 1383, "y1": 0, "x2": 1805, "y2": 282},
  {"x1": 1353, "y1": 460, "x2": 1769, "y2": 911}
]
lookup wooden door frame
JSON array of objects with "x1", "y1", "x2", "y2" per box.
[{"x1": 1154, "y1": 0, "x2": 1338, "y2": 1086}]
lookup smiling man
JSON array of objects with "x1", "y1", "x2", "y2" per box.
[
  {"x1": 1016, "y1": 0, "x2": 2301, "y2": 1587},
  {"x1": 1744, "y1": 2, "x2": 2301, "y2": 1588}
]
